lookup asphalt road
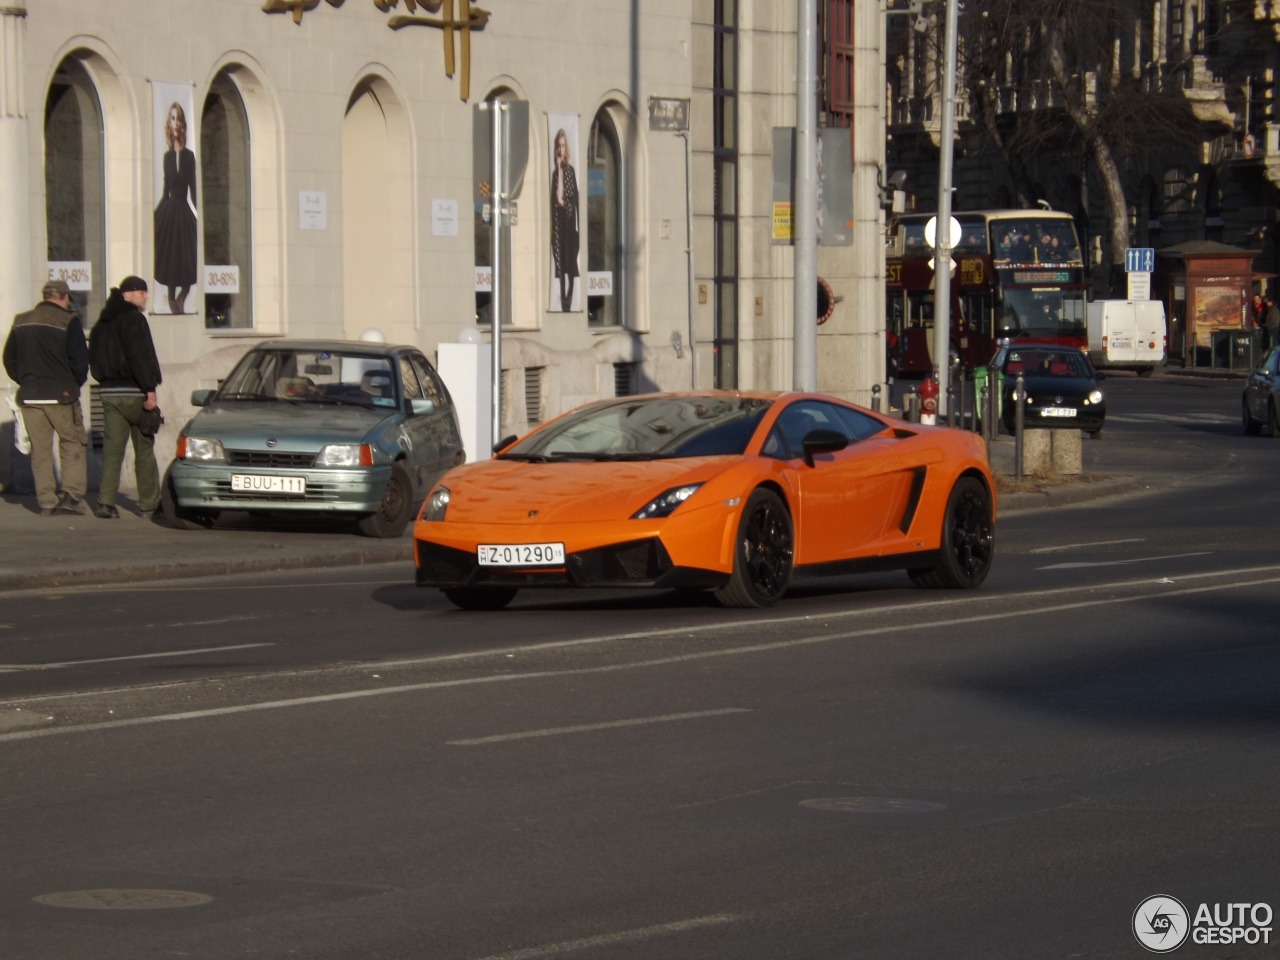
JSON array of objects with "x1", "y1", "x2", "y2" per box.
[{"x1": 1, "y1": 374, "x2": 1277, "y2": 959}]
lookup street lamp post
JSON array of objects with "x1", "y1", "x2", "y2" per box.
[{"x1": 932, "y1": 0, "x2": 960, "y2": 415}]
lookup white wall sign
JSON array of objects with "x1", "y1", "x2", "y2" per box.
[
  {"x1": 432, "y1": 199, "x2": 459, "y2": 237},
  {"x1": 299, "y1": 190, "x2": 328, "y2": 230},
  {"x1": 475, "y1": 265, "x2": 492, "y2": 292},
  {"x1": 587, "y1": 271, "x2": 613, "y2": 296},
  {"x1": 204, "y1": 265, "x2": 241, "y2": 294},
  {"x1": 46, "y1": 262, "x2": 92, "y2": 292}
]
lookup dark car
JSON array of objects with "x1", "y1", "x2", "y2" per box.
[
  {"x1": 164, "y1": 340, "x2": 465, "y2": 537},
  {"x1": 1242, "y1": 344, "x2": 1280, "y2": 436},
  {"x1": 992, "y1": 340, "x2": 1106, "y2": 437}
]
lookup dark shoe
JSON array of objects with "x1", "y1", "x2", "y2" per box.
[
  {"x1": 54, "y1": 493, "x2": 88, "y2": 516},
  {"x1": 94, "y1": 503, "x2": 120, "y2": 519}
]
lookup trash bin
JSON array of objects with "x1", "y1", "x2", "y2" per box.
[{"x1": 1212, "y1": 329, "x2": 1257, "y2": 370}]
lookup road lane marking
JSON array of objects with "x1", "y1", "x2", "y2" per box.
[
  {"x1": 1029, "y1": 538, "x2": 1146, "y2": 554},
  {"x1": 0, "y1": 643, "x2": 274, "y2": 673},
  {"x1": 469, "y1": 913, "x2": 745, "y2": 960},
  {"x1": 5, "y1": 568, "x2": 1280, "y2": 744},
  {"x1": 447, "y1": 708, "x2": 751, "y2": 746},
  {"x1": 1038, "y1": 551, "x2": 1212, "y2": 570}
]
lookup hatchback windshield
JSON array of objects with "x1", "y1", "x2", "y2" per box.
[
  {"x1": 217, "y1": 348, "x2": 397, "y2": 408},
  {"x1": 501, "y1": 396, "x2": 773, "y2": 460},
  {"x1": 1001, "y1": 348, "x2": 1092, "y2": 378}
]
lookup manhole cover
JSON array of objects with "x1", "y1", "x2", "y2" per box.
[
  {"x1": 34, "y1": 889, "x2": 214, "y2": 911},
  {"x1": 800, "y1": 796, "x2": 946, "y2": 814}
]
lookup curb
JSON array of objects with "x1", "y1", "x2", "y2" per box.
[
  {"x1": 996, "y1": 475, "x2": 1141, "y2": 513},
  {"x1": 0, "y1": 542, "x2": 411, "y2": 593}
]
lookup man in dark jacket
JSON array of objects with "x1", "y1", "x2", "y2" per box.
[
  {"x1": 89, "y1": 276, "x2": 163, "y2": 519},
  {"x1": 3, "y1": 279, "x2": 90, "y2": 516}
]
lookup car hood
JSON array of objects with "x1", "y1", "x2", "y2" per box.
[
  {"x1": 440, "y1": 456, "x2": 735, "y2": 523},
  {"x1": 184, "y1": 401, "x2": 398, "y2": 450}
]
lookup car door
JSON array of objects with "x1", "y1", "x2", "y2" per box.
[
  {"x1": 400, "y1": 352, "x2": 464, "y2": 498},
  {"x1": 764, "y1": 399, "x2": 910, "y2": 565},
  {"x1": 1245, "y1": 347, "x2": 1280, "y2": 421}
]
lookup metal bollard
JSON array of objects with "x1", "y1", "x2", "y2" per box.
[
  {"x1": 1013, "y1": 372, "x2": 1026, "y2": 482},
  {"x1": 871, "y1": 383, "x2": 882, "y2": 413},
  {"x1": 904, "y1": 386, "x2": 920, "y2": 423},
  {"x1": 987, "y1": 373, "x2": 1000, "y2": 441},
  {"x1": 945, "y1": 381, "x2": 957, "y2": 428},
  {"x1": 979, "y1": 384, "x2": 990, "y2": 440}
]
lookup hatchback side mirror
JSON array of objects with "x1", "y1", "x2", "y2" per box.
[{"x1": 409, "y1": 398, "x2": 436, "y2": 416}]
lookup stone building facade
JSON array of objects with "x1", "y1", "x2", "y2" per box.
[{"x1": 1, "y1": 0, "x2": 889, "y2": 496}]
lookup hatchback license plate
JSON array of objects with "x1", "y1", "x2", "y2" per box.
[
  {"x1": 231, "y1": 474, "x2": 307, "y2": 493},
  {"x1": 1039, "y1": 407, "x2": 1077, "y2": 418},
  {"x1": 478, "y1": 543, "x2": 566, "y2": 567}
]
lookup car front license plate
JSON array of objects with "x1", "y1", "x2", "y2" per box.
[
  {"x1": 1039, "y1": 407, "x2": 1077, "y2": 418},
  {"x1": 477, "y1": 543, "x2": 566, "y2": 567},
  {"x1": 231, "y1": 474, "x2": 307, "y2": 494}
]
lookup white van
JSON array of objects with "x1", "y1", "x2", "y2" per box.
[{"x1": 1086, "y1": 300, "x2": 1167, "y2": 376}]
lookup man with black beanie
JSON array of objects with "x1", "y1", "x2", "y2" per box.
[{"x1": 89, "y1": 276, "x2": 163, "y2": 519}]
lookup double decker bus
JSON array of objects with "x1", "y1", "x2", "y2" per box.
[{"x1": 886, "y1": 209, "x2": 1088, "y2": 376}]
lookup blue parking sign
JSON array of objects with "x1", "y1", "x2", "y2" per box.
[{"x1": 1125, "y1": 247, "x2": 1155, "y2": 273}]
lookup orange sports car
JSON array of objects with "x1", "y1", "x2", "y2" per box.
[{"x1": 413, "y1": 391, "x2": 996, "y2": 610}]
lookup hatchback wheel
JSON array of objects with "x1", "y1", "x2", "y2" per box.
[
  {"x1": 357, "y1": 464, "x2": 413, "y2": 538},
  {"x1": 1243, "y1": 397, "x2": 1263, "y2": 436}
]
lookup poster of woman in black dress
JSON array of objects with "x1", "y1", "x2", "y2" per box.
[
  {"x1": 153, "y1": 94, "x2": 198, "y2": 315},
  {"x1": 548, "y1": 118, "x2": 580, "y2": 313}
]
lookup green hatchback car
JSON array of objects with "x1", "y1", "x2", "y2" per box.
[{"x1": 164, "y1": 340, "x2": 465, "y2": 537}]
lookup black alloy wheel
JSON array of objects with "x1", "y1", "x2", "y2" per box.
[
  {"x1": 909, "y1": 476, "x2": 994, "y2": 590},
  {"x1": 715, "y1": 488, "x2": 794, "y2": 608}
]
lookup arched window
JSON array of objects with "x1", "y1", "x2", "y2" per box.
[
  {"x1": 201, "y1": 71, "x2": 253, "y2": 329},
  {"x1": 587, "y1": 107, "x2": 625, "y2": 328},
  {"x1": 44, "y1": 58, "x2": 106, "y2": 323}
]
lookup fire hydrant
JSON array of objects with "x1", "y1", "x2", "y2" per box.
[{"x1": 919, "y1": 375, "x2": 939, "y2": 425}]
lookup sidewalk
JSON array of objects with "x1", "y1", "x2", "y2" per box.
[
  {"x1": 0, "y1": 495, "x2": 411, "y2": 592},
  {"x1": 0, "y1": 435, "x2": 1145, "y2": 592}
]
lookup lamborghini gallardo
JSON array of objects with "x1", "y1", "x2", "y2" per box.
[{"x1": 413, "y1": 392, "x2": 995, "y2": 610}]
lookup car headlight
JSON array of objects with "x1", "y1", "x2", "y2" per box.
[
  {"x1": 422, "y1": 485, "x2": 450, "y2": 521},
  {"x1": 316, "y1": 443, "x2": 373, "y2": 467},
  {"x1": 631, "y1": 483, "x2": 703, "y2": 520},
  {"x1": 1087, "y1": 389, "x2": 1104, "y2": 405},
  {"x1": 180, "y1": 436, "x2": 225, "y2": 462}
]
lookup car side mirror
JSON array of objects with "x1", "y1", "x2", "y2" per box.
[
  {"x1": 409, "y1": 398, "x2": 436, "y2": 416},
  {"x1": 801, "y1": 428, "x2": 848, "y2": 467},
  {"x1": 191, "y1": 388, "x2": 216, "y2": 407}
]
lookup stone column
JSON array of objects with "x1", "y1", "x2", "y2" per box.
[{"x1": 1, "y1": 3, "x2": 31, "y2": 491}]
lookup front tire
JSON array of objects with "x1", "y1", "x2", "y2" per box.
[
  {"x1": 715, "y1": 488, "x2": 793, "y2": 608},
  {"x1": 357, "y1": 464, "x2": 413, "y2": 538},
  {"x1": 1243, "y1": 397, "x2": 1263, "y2": 436},
  {"x1": 442, "y1": 587, "x2": 518, "y2": 611},
  {"x1": 1270, "y1": 400, "x2": 1280, "y2": 439},
  {"x1": 909, "y1": 476, "x2": 994, "y2": 590},
  {"x1": 160, "y1": 469, "x2": 219, "y2": 530}
]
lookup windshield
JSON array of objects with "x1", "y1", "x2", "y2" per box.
[
  {"x1": 501, "y1": 396, "x2": 773, "y2": 460},
  {"x1": 997, "y1": 289, "x2": 1087, "y2": 341},
  {"x1": 1001, "y1": 347, "x2": 1092, "y2": 378},
  {"x1": 217, "y1": 348, "x2": 397, "y2": 408}
]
